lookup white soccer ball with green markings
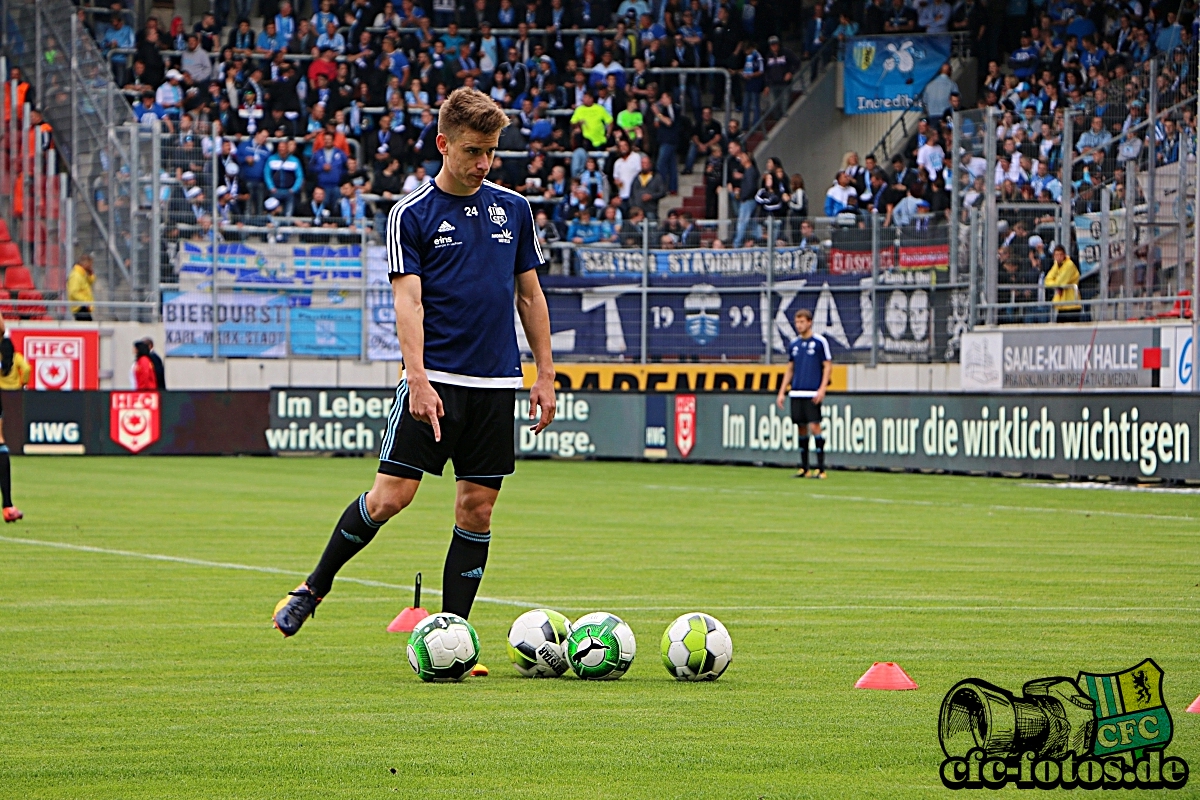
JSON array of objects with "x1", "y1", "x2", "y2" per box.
[
  {"x1": 507, "y1": 609, "x2": 572, "y2": 677},
  {"x1": 661, "y1": 612, "x2": 732, "y2": 681},
  {"x1": 407, "y1": 612, "x2": 479, "y2": 682},
  {"x1": 567, "y1": 612, "x2": 636, "y2": 680}
]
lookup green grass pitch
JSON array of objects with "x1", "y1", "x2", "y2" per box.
[{"x1": 1, "y1": 456, "x2": 1198, "y2": 798}]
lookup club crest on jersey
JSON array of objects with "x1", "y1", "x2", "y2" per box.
[
  {"x1": 491, "y1": 228, "x2": 513, "y2": 244},
  {"x1": 488, "y1": 203, "x2": 507, "y2": 226}
]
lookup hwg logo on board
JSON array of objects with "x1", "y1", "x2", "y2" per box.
[{"x1": 939, "y1": 659, "x2": 1188, "y2": 790}]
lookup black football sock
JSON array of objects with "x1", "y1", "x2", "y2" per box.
[
  {"x1": 441, "y1": 525, "x2": 490, "y2": 619},
  {"x1": 0, "y1": 445, "x2": 12, "y2": 506},
  {"x1": 799, "y1": 437, "x2": 809, "y2": 471},
  {"x1": 306, "y1": 493, "x2": 384, "y2": 597},
  {"x1": 815, "y1": 436, "x2": 826, "y2": 471}
]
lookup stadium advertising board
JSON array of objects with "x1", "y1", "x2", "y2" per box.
[
  {"x1": 843, "y1": 35, "x2": 952, "y2": 114},
  {"x1": 961, "y1": 325, "x2": 1192, "y2": 392},
  {"x1": 267, "y1": 389, "x2": 396, "y2": 453},
  {"x1": 575, "y1": 246, "x2": 819, "y2": 278},
  {"x1": 266, "y1": 388, "x2": 645, "y2": 459},
  {"x1": 652, "y1": 392, "x2": 1200, "y2": 480},
  {"x1": 163, "y1": 291, "x2": 289, "y2": 358},
  {"x1": 539, "y1": 271, "x2": 966, "y2": 360},
  {"x1": 288, "y1": 307, "x2": 362, "y2": 357},
  {"x1": 175, "y1": 241, "x2": 365, "y2": 286},
  {"x1": 15, "y1": 391, "x2": 270, "y2": 455},
  {"x1": 366, "y1": 245, "x2": 401, "y2": 361},
  {"x1": 10, "y1": 329, "x2": 100, "y2": 390}
]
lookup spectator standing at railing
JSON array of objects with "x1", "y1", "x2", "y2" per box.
[
  {"x1": 265, "y1": 140, "x2": 304, "y2": 215},
  {"x1": 630, "y1": 153, "x2": 666, "y2": 218},
  {"x1": 237, "y1": 129, "x2": 272, "y2": 212},
  {"x1": 135, "y1": 91, "x2": 174, "y2": 132},
  {"x1": 316, "y1": 21, "x2": 346, "y2": 55},
  {"x1": 652, "y1": 91, "x2": 679, "y2": 194},
  {"x1": 228, "y1": 18, "x2": 256, "y2": 55},
  {"x1": 922, "y1": 63, "x2": 958, "y2": 119},
  {"x1": 156, "y1": 70, "x2": 185, "y2": 120},
  {"x1": 803, "y1": 4, "x2": 830, "y2": 57},
  {"x1": 68, "y1": 255, "x2": 96, "y2": 322},
  {"x1": 194, "y1": 13, "x2": 222, "y2": 52},
  {"x1": 740, "y1": 39, "x2": 765, "y2": 130},
  {"x1": 311, "y1": 133, "x2": 349, "y2": 195},
  {"x1": 822, "y1": 170, "x2": 858, "y2": 217},
  {"x1": 182, "y1": 34, "x2": 214, "y2": 84},
  {"x1": 684, "y1": 105, "x2": 722, "y2": 175},
  {"x1": 135, "y1": 28, "x2": 166, "y2": 88},
  {"x1": 101, "y1": 13, "x2": 135, "y2": 86},
  {"x1": 1045, "y1": 243, "x2": 1082, "y2": 322},
  {"x1": 732, "y1": 149, "x2": 760, "y2": 246},
  {"x1": 764, "y1": 36, "x2": 797, "y2": 111},
  {"x1": 567, "y1": 206, "x2": 603, "y2": 243}
]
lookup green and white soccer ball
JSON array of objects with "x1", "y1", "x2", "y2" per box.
[
  {"x1": 566, "y1": 612, "x2": 636, "y2": 680},
  {"x1": 660, "y1": 612, "x2": 732, "y2": 681},
  {"x1": 507, "y1": 609, "x2": 572, "y2": 677},
  {"x1": 406, "y1": 612, "x2": 479, "y2": 682}
]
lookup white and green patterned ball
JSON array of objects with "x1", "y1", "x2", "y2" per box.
[
  {"x1": 507, "y1": 609, "x2": 573, "y2": 677},
  {"x1": 566, "y1": 612, "x2": 636, "y2": 680},
  {"x1": 406, "y1": 612, "x2": 479, "y2": 682},
  {"x1": 660, "y1": 612, "x2": 732, "y2": 681}
]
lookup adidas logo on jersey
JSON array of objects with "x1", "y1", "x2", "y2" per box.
[{"x1": 437, "y1": 220, "x2": 455, "y2": 233}]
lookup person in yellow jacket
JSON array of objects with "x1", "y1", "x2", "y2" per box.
[
  {"x1": 0, "y1": 327, "x2": 25, "y2": 522},
  {"x1": 0, "y1": 338, "x2": 30, "y2": 390},
  {"x1": 67, "y1": 254, "x2": 95, "y2": 321},
  {"x1": 1045, "y1": 243, "x2": 1082, "y2": 322}
]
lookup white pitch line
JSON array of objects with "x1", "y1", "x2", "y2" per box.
[
  {"x1": 0, "y1": 535, "x2": 539, "y2": 609},
  {"x1": 642, "y1": 483, "x2": 1200, "y2": 522},
  {"x1": 0, "y1": 536, "x2": 1191, "y2": 615},
  {"x1": 1030, "y1": 481, "x2": 1200, "y2": 495}
]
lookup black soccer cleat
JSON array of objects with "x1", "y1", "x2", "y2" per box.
[{"x1": 273, "y1": 583, "x2": 322, "y2": 637}]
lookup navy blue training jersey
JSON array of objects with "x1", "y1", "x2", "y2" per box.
[
  {"x1": 788, "y1": 333, "x2": 832, "y2": 396},
  {"x1": 386, "y1": 179, "x2": 544, "y2": 387}
]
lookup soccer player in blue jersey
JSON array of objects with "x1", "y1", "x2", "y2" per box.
[
  {"x1": 273, "y1": 88, "x2": 557, "y2": 642},
  {"x1": 776, "y1": 308, "x2": 832, "y2": 479}
]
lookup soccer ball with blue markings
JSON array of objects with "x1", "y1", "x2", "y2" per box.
[
  {"x1": 407, "y1": 612, "x2": 479, "y2": 682},
  {"x1": 507, "y1": 609, "x2": 573, "y2": 677},
  {"x1": 660, "y1": 612, "x2": 732, "y2": 681}
]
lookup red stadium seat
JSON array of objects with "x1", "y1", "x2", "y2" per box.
[
  {"x1": 4, "y1": 265, "x2": 34, "y2": 290},
  {"x1": 1157, "y1": 290, "x2": 1192, "y2": 320},
  {"x1": 0, "y1": 242, "x2": 21, "y2": 268},
  {"x1": 16, "y1": 289, "x2": 46, "y2": 319},
  {"x1": 0, "y1": 219, "x2": 13, "y2": 243}
]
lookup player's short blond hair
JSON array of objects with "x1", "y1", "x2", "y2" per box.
[{"x1": 437, "y1": 87, "x2": 510, "y2": 141}]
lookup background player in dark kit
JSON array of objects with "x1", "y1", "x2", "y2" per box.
[
  {"x1": 776, "y1": 308, "x2": 832, "y2": 479},
  {"x1": 273, "y1": 88, "x2": 555, "y2": 638}
]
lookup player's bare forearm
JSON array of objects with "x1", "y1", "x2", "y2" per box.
[
  {"x1": 815, "y1": 361, "x2": 832, "y2": 404},
  {"x1": 516, "y1": 270, "x2": 556, "y2": 432},
  {"x1": 392, "y1": 274, "x2": 445, "y2": 439},
  {"x1": 776, "y1": 362, "x2": 793, "y2": 409}
]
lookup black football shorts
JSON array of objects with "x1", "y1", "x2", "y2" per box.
[
  {"x1": 378, "y1": 380, "x2": 515, "y2": 484},
  {"x1": 790, "y1": 396, "x2": 822, "y2": 426}
]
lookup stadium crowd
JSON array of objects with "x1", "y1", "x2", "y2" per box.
[
  {"x1": 793, "y1": 0, "x2": 1199, "y2": 317},
  {"x1": 71, "y1": 0, "x2": 806, "y2": 257}
]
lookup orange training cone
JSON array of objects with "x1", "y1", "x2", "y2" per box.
[
  {"x1": 387, "y1": 572, "x2": 430, "y2": 633},
  {"x1": 1187, "y1": 695, "x2": 1200, "y2": 713},
  {"x1": 855, "y1": 661, "x2": 919, "y2": 690}
]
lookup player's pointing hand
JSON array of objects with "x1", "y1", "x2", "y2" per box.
[
  {"x1": 528, "y1": 376, "x2": 555, "y2": 433},
  {"x1": 409, "y1": 378, "x2": 445, "y2": 442}
]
